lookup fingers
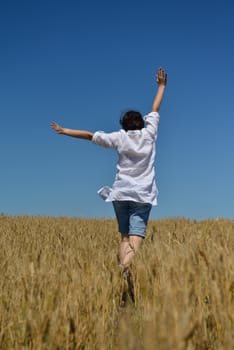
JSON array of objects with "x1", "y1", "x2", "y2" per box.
[
  {"x1": 156, "y1": 67, "x2": 167, "y2": 85},
  {"x1": 51, "y1": 122, "x2": 57, "y2": 131},
  {"x1": 51, "y1": 121, "x2": 58, "y2": 128},
  {"x1": 50, "y1": 121, "x2": 61, "y2": 133},
  {"x1": 157, "y1": 67, "x2": 165, "y2": 80}
]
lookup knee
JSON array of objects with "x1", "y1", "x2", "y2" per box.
[
  {"x1": 129, "y1": 235, "x2": 143, "y2": 251},
  {"x1": 121, "y1": 234, "x2": 129, "y2": 243}
]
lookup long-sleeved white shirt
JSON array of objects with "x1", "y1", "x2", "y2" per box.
[{"x1": 92, "y1": 111, "x2": 160, "y2": 205}]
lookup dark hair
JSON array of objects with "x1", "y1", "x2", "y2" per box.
[{"x1": 120, "y1": 110, "x2": 144, "y2": 131}]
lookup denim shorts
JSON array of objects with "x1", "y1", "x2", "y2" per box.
[{"x1": 112, "y1": 200, "x2": 152, "y2": 238}]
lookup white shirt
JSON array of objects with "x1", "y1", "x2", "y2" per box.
[{"x1": 92, "y1": 111, "x2": 160, "y2": 205}]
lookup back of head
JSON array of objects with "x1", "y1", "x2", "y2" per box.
[{"x1": 120, "y1": 110, "x2": 144, "y2": 131}]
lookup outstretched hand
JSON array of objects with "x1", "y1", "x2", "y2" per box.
[
  {"x1": 156, "y1": 67, "x2": 167, "y2": 86},
  {"x1": 51, "y1": 122, "x2": 64, "y2": 134}
]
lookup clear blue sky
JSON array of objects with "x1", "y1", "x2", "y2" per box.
[{"x1": 1, "y1": 0, "x2": 234, "y2": 220}]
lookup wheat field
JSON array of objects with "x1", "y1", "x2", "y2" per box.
[{"x1": 0, "y1": 215, "x2": 233, "y2": 349}]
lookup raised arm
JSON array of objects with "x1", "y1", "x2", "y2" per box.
[
  {"x1": 152, "y1": 67, "x2": 167, "y2": 112},
  {"x1": 51, "y1": 122, "x2": 94, "y2": 140}
]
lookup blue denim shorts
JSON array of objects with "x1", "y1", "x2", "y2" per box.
[{"x1": 112, "y1": 200, "x2": 152, "y2": 238}]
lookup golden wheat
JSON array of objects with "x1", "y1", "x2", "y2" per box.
[{"x1": 0, "y1": 215, "x2": 233, "y2": 349}]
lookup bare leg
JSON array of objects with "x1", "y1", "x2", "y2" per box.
[
  {"x1": 119, "y1": 235, "x2": 130, "y2": 265},
  {"x1": 119, "y1": 234, "x2": 143, "y2": 267},
  {"x1": 119, "y1": 234, "x2": 143, "y2": 305}
]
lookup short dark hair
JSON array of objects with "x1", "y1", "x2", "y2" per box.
[{"x1": 120, "y1": 110, "x2": 144, "y2": 131}]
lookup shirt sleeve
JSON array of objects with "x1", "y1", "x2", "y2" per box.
[
  {"x1": 144, "y1": 112, "x2": 160, "y2": 138},
  {"x1": 92, "y1": 131, "x2": 121, "y2": 149}
]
